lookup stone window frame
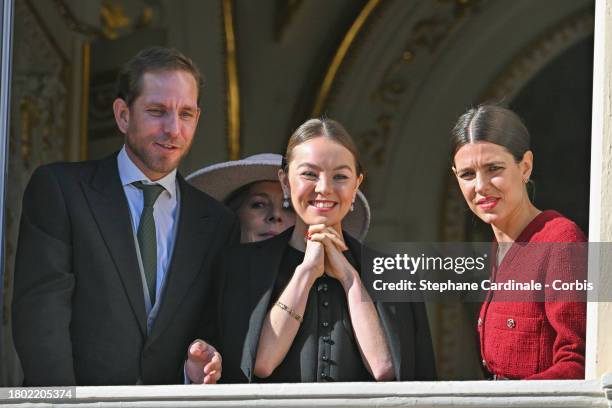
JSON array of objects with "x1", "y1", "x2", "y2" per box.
[{"x1": 0, "y1": 0, "x2": 610, "y2": 405}]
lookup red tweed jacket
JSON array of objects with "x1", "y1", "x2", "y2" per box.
[{"x1": 478, "y1": 210, "x2": 586, "y2": 380}]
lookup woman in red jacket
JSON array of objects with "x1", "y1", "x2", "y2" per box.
[{"x1": 450, "y1": 104, "x2": 586, "y2": 380}]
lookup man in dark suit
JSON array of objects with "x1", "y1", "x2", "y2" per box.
[{"x1": 12, "y1": 46, "x2": 237, "y2": 385}]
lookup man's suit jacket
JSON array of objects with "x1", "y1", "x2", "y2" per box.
[
  {"x1": 12, "y1": 153, "x2": 237, "y2": 385},
  {"x1": 218, "y1": 228, "x2": 437, "y2": 383}
]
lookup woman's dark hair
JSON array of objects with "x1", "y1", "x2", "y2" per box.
[
  {"x1": 451, "y1": 104, "x2": 530, "y2": 163},
  {"x1": 224, "y1": 183, "x2": 255, "y2": 213},
  {"x1": 283, "y1": 118, "x2": 365, "y2": 177},
  {"x1": 117, "y1": 46, "x2": 203, "y2": 106}
]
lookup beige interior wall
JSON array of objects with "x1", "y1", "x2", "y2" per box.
[{"x1": 586, "y1": 0, "x2": 612, "y2": 380}]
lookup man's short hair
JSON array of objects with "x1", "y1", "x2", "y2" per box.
[{"x1": 116, "y1": 46, "x2": 203, "y2": 107}]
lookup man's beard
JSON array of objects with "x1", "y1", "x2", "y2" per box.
[{"x1": 126, "y1": 136, "x2": 191, "y2": 177}]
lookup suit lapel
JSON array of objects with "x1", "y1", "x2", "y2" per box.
[
  {"x1": 147, "y1": 176, "x2": 217, "y2": 342},
  {"x1": 81, "y1": 153, "x2": 147, "y2": 336},
  {"x1": 240, "y1": 228, "x2": 292, "y2": 380}
]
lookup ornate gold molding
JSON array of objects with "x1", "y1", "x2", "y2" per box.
[
  {"x1": 19, "y1": 98, "x2": 39, "y2": 171},
  {"x1": 51, "y1": 0, "x2": 155, "y2": 40},
  {"x1": 80, "y1": 42, "x2": 91, "y2": 160},
  {"x1": 311, "y1": 0, "x2": 382, "y2": 118},
  {"x1": 223, "y1": 0, "x2": 241, "y2": 160},
  {"x1": 481, "y1": 10, "x2": 594, "y2": 102},
  {"x1": 355, "y1": 0, "x2": 480, "y2": 170},
  {"x1": 100, "y1": 0, "x2": 132, "y2": 40}
]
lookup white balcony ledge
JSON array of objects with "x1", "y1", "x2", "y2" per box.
[{"x1": 1, "y1": 376, "x2": 611, "y2": 408}]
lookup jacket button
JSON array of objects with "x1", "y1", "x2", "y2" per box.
[
  {"x1": 322, "y1": 321, "x2": 329, "y2": 327},
  {"x1": 506, "y1": 318, "x2": 516, "y2": 329}
]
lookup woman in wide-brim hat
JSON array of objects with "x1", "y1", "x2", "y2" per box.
[{"x1": 186, "y1": 153, "x2": 371, "y2": 243}]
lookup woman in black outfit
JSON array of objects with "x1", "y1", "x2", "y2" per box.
[{"x1": 218, "y1": 118, "x2": 436, "y2": 382}]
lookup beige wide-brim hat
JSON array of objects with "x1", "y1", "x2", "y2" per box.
[{"x1": 186, "y1": 153, "x2": 371, "y2": 241}]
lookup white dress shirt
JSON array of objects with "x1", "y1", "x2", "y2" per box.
[{"x1": 117, "y1": 146, "x2": 180, "y2": 334}]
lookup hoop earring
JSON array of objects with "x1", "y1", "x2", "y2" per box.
[{"x1": 350, "y1": 200, "x2": 355, "y2": 212}]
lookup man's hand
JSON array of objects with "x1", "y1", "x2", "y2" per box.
[{"x1": 185, "y1": 339, "x2": 222, "y2": 384}]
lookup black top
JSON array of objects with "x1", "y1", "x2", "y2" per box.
[
  {"x1": 218, "y1": 227, "x2": 437, "y2": 383},
  {"x1": 263, "y1": 246, "x2": 371, "y2": 382}
]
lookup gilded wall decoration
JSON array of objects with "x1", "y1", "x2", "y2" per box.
[
  {"x1": 482, "y1": 11, "x2": 594, "y2": 102},
  {"x1": 3, "y1": 0, "x2": 70, "y2": 384},
  {"x1": 50, "y1": 0, "x2": 158, "y2": 40},
  {"x1": 311, "y1": 0, "x2": 384, "y2": 119},
  {"x1": 354, "y1": 0, "x2": 482, "y2": 171},
  {"x1": 223, "y1": 0, "x2": 240, "y2": 160},
  {"x1": 6, "y1": 0, "x2": 69, "y2": 303}
]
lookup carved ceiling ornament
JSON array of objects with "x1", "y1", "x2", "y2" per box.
[
  {"x1": 354, "y1": 0, "x2": 483, "y2": 173},
  {"x1": 371, "y1": 0, "x2": 483, "y2": 110},
  {"x1": 100, "y1": 0, "x2": 132, "y2": 39},
  {"x1": 50, "y1": 0, "x2": 159, "y2": 40},
  {"x1": 482, "y1": 11, "x2": 594, "y2": 102}
]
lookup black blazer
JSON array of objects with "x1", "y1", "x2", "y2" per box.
[
  {"x1": 12, "y1": 153, "x2": 238, "y2": 385},
  {"x1": 218, "y1": 228, "x2": 437, "y2": 382}
]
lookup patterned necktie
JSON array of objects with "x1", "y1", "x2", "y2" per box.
[{"x1": 133, "y1": 181, "x2": 165, "y2": 305}]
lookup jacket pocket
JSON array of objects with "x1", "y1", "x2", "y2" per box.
[{"x1": 484, "y1": 311, "x2": 543, "y2": 378}]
